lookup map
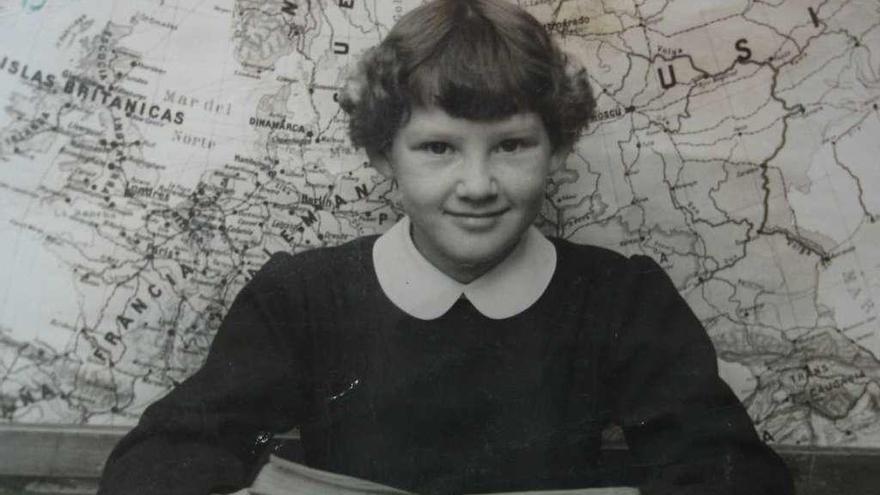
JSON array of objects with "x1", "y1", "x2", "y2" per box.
[{"x1": 1, "y1": 0, "x2": 879, "y2": 449}]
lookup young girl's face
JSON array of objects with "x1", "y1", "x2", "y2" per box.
[{"x1": 373, "y1": 106, "x2": 565, "y2": 283}]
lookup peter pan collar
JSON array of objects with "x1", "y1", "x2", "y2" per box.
[{"x1": 372, "y1": 216, "x2": 557, "y2": 320}]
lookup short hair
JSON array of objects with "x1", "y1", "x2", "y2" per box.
[{"x1": 338, "y1": 0, "x2": 596, "y2": 155}]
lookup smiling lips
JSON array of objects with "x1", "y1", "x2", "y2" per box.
[
  {"x1": 445, "y1": 208, "x2": 509, "y2": 218},
  {"x1": 444, "y1": 208, "x2": 510, "y2": 231}
]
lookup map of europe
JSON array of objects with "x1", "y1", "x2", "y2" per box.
[{"x1": 1, "y1": 0, "x2": 879, "y2": 449}]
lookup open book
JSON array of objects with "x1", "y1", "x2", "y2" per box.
[{"x1": 237, "y1": 455, "x2": 639, "y2": 495}]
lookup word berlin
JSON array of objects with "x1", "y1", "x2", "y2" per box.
[{"x1": 0, "y1": 55, "x2": 184, "y2": 125}]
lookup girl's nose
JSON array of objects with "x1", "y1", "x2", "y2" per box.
[{"x1": 455, "y1": 155, "x2": 498, "y2": 200}]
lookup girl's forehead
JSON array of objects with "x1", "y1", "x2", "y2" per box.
[{"x1": 401, "y1": 107, "x2": 547, "y2": 135}]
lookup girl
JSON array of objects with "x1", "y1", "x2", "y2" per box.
[{"x1": 99, "y1": 1, "x2": 793, "y2": 494}]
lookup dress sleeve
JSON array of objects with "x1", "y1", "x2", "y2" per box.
[
  {"x1": 605, "y1": 255, "x2": 793, "y2": 495},
  {"x1": 98, "y1": 253, "x2": 311, "y2": 495}
]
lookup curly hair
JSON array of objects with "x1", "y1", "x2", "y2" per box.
[{"x1": 338, "y1": 0, "x2": 596, "y2": 155}]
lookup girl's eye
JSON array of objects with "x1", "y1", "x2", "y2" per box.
[
  {"x1": 497, "y1": 139, "x2": 528, "y2": 153},
  {"x1": 418, "y1": 142, "x2": 452, "y2": 155}
]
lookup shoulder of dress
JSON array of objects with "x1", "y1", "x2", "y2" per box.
[
  {"x1": 548, "y1": 236, "x2": 627, "y2": 260},
  {"x1": 255, "y1": 235, "x2": 379, "y2": 286},
  {"x1": 547, "y1": 236, "x2": 632, "y2": 279},
  {"x1": 267, "y1": 235, "x2": 377, "y2": 265}
]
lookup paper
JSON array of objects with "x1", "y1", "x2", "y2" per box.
[{"x1": 245, "y1": 456, "x2": 639, "y2": 495}]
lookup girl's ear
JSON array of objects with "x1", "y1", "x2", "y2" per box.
[{"x1": 368, "y1": 149, "x2": 395, "y2": 179}]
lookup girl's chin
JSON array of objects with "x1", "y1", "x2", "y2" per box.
[
  {"x1": 412, "y1": 220, "x2": 530, "y2": 280},
  {"x1": 435, "y1": 244, "x2": 519, "y2": 281}
]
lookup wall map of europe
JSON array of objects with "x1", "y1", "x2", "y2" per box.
[{"x1": 1, "y1": 0, "x2": 879, "y2": 448}]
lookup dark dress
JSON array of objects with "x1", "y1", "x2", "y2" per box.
[{"x1": 98, "y1": 235, "x2": 793, "y2": 495}]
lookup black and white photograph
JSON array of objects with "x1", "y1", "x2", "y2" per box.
[{"x1": 1, "y1": 0, "x2": 879, "y2": 494}]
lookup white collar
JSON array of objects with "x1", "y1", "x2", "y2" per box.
[{"x1": 372, "y1": 216, "x2": 557, "y2": 320}]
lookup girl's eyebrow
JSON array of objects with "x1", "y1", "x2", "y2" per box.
[
  {"x1": 407, "y1": 118, "x2": 543, "y2": 136},
  {"x1": 403, "y1": 126, "x2": 540, "y2": 145},
  {"x1": 402, "y1": 129, "x2": 462, "y2": 142},
  {"x1": 492, "y1": 124, "x2": 543, "y2": 136},
  {"x1": 481, "y1": 117, "x2": 545, "y2": 137}
]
